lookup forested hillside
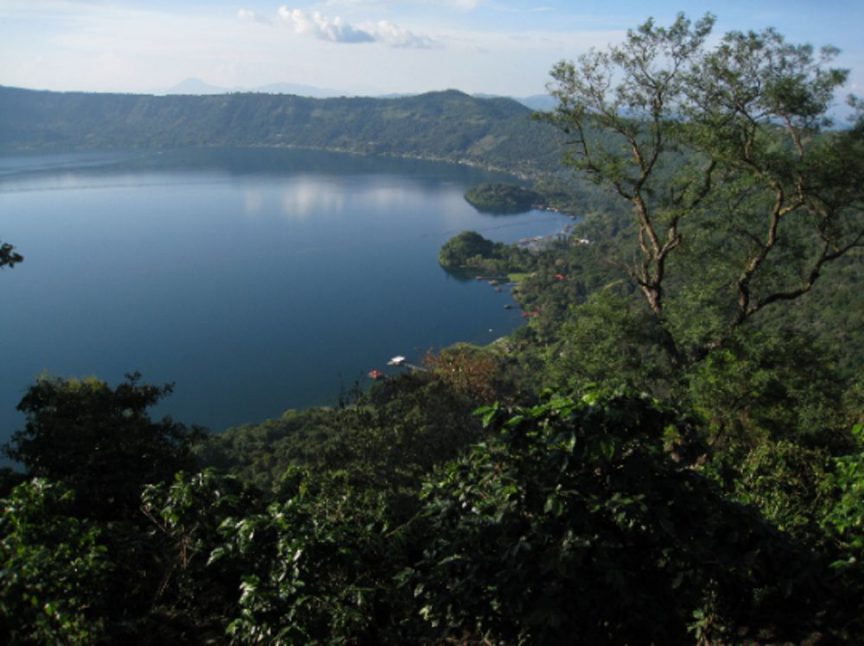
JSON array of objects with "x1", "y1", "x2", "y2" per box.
[
  {"x1": 0, "y1": 86, "x2": 562, "y2": 176},
  {"x1": 2, "y1": 13, "x2": 864, "y2": 644}
]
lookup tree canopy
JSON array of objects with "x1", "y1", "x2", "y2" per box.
[
  {"x1": 5, "y1": 373, "x2": 204, "y2": 520},
  {"x1": 0, "y1": 241, "x2": 22, "y2": 269},
  {"x1": 546, "y1": 13, "x2": 864, "y2": 355},
  {"x1": 1, "y1": 12, "x2": 863, "y2": 644}
]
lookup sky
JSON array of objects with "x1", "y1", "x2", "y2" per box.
[{"x1": 1, "y1": 0, "x2": 862, "y2": 100}]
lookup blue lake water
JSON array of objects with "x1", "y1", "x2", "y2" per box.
[{"x1": 0, "y1": 148, "x2": 571, "y2": 443}]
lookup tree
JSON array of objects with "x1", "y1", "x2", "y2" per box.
[
  {"x1": 0, "y1": 479, "x2": 111, "y2": 644},
  {"x1": 4, "y1": 373, "x2": 205, "y2": 520},
  {"x1": 0, "y1": 240, "x2": 22, "y2": 269},
  {"x1": 438, "y1": 230, "x2": 499, "y2": 269},
  {"x1": 423, "y1": 345, "x2": 504, "y2": 404},
  {"x1": 547, "y1": 14, "x2": 716, "y2": 321},
  {"x1": 687, "y1": 28, "x2": 864, "y2": 330},
  {"x1": 544, "y1": 290, "x2": 679, "y2": 397},
  {"x1": 139, "y1": 470, "x2": 262, "y2": 640},
  {"x1": 547, "y1": 14, "x2": 864, "y2": 353},
  {"x1": 211, "y1": 468, "x2": 411, "y2": 644},
  {"x1": 410, "y1": 393, "x2": 827, "y2": 643}
]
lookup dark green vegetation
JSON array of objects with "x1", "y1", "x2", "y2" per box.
[
  {"x1": 438, "y1": 229, "x2": 549, "y2": 279},
  {"x1": 0, "y1": 87, "x2": 562, "y2": 177},
  {"x1": 6, "y1": 375, "x2": 204, "y2": 521},
  {"x1": 0, "y1": 241, "x2": 22, "y2": 269},
  {"x1": 438, "y1": 230, "x2": 495, "y2": 273},
  {"x1": 464, "y1": 182, "x2": 545, "y2": 213},
  {"x1": 3, "y1": 13, "x2": 864, "y2": 644}
]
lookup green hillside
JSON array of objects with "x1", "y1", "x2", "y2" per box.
[
  {"x1": 2, "y1": 12, "x2": 864, "y2": 644},
  {"x1": 0, "y1": 86, "x2": 562, "y2": 176}
]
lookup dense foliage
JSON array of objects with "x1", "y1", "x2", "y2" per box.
[
  {"x1": 411, "y1": 394, "x2": 827, "y2": 643},
  {"x1": 545, "y1": 13, "x2": 864, "y2": 354},
  {"x1": 0, "y1": 241, "x2": 22, "y2": 269},
  {"x1": 5, "y1": 374, "x2": 204, "y2": 521},
  {"x1": 0, "y1": 479, "x2": 111, "y2": 644},
  {"x1": 0, "y1": 87, "x2": 562, "y2": 177},
  {"x1": 1, "y1": 13, "x2": 863, "y2": 644},
  {"x1": 463, "y1": 182, "x2": 544, "y2": 213},
  {"x1": 438, "y1": 230, "x2": 544, "y2": 278}
]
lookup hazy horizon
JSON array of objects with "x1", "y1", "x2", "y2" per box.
[
  {"x1": 2, "y1": 1, "x2": 862, "y2": 102},
  {"x1": 0, "y1": 77, "x2": 550, "y2": 100}
]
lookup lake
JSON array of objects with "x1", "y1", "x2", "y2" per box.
[{"x1": 0, "y1": 148, "x2": 572, "y2": 445}]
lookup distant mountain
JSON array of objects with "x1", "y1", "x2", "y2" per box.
[
  {"x1": 163, "y1": 78, "x2": 346, "y2": 98},
  {"x1": 376, "y1": 92, "x2": 417, "y2": 100},
  {"x1": 473, "y1": 93, "x2": 557, "y2": 112},
  {"x1": 162, "y1": 81, "x2": 558, "y2": 111},
  {"x1": 516, "y1": 94, "x2": 557, "y2": 112},
  {"x1": 164, "y1": 78, "x2": 228, "y2": 95},
  {"x1": 0, "y1": 86, "x2": 564, "y2": 176}
]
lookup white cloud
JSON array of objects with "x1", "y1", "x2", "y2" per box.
[
  {"x1": 278, "y1": 8, "x2": 374, "y2": 43},
  {"x1": 0, "y1": 1, "x2": 625, "y2": 96},
  {"x1": 361, "y1": 20, "x2": 435, "y2": 48},
  {"x1": 277, "y1": 7, "x2": 434, "y2": 48}
]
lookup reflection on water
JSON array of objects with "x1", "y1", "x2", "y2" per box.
[
  {"x1": 280, "y1": 180, "x2": 347, "y2": 219},
  {"x1": 243, "y1": 189, "x2": 263, "y2": 215},
  {"x1": 0, "y1": 148, "x2": 574, "y2": 444}
]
